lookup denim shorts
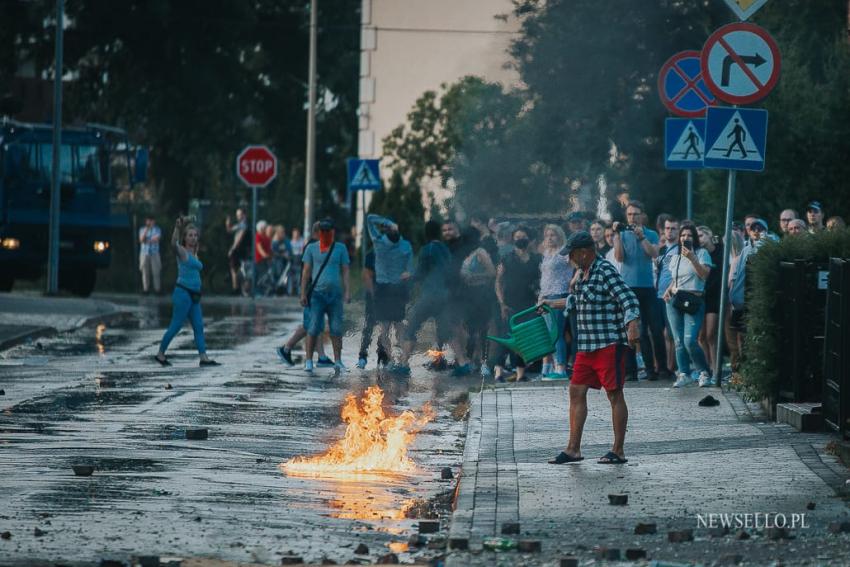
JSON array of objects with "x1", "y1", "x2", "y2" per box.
[{"x1": 306, "y1": 288, "x2": 344, "y2": 337}]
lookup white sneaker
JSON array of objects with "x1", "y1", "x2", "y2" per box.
[
  {"x1": 304, "y1": 360, "x2": 314, "y2": 374},
  {"x1": 355, "y1": 358, "x2": 367, "y2": 369},
  {"x1": 673, "y1": 372, "x2": 696, "y2": 388},
  {"x1": 698, "y1": 371, "x2": 713, "y2": 388}
]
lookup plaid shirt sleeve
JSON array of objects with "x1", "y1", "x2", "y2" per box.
[{"x1": 599, "y1": 261, "x2": 640, "y2": 325}]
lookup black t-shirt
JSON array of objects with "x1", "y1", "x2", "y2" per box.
[
  {"x1": 499, "y1": 251, "x2": 542, "y2": 309},
  {"x1": 704, "y1": 246, "x2": 723, "y2": 301}
]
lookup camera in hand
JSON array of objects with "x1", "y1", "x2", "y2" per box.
[
  {"x1": 682, "y1": 239, "x2": 693, "y2": 251},
  {"x1": 615, "y1": 223, "x2": 636, "y2": 233}
]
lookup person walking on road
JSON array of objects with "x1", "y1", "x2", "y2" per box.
[
  {"x1": 300, "y1": 218, "x2": 351, "y2": 374},
  {"x1": 225, "y1": 208, "x2": 249, "y2": 295},
  {"x1": 154, "y1": 216, "x2": 220, "y2": 367},
  {"x1": 540, "y1": 231, "x2": 640, "y2": 465},
  {"x1": 366, "y1": 214, "x2": 414, "y2": 371},
  {"x1": 356, "y1": 249, "x2": 390, "y2": 369},
  {"x1": 139, "y1": 215, "x2": 162, "y2": 295}
]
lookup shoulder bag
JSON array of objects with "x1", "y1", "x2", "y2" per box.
[
  {"x1": 304, "y1": 243, "x2": 336, "y2": 307},
  {"x1": 672, "y1": 255, "x2": 703, "y2": 315}
]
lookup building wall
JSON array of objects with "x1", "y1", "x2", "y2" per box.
[{"x1": 358, "y1": 0, "x2": 521, "y2": 159}]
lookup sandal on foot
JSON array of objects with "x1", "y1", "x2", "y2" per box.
[
  {"x1": 154, "y1": 355, "x2": 171, "y2": 367},
  {"x1": 598, "y1": 451, "x2": 628, "y2": 464},
  {"x1": 548, "y1": 452, "x2": 584, "y2": 464}
]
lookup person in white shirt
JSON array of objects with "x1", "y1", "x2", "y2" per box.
[{"x1": 139, "y1": 215, "x2": 162, "y2": 294}]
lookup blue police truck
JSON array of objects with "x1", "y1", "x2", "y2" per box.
[{"x1": 0, "y1": 119, "x2": 130, "y2": 296}]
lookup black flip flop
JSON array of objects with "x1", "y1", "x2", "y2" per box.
[
  {"x1": 548, "y1": 451, "x2": 584, "y2": 464},
  {"x1": 598, "y1": 451, "x2": 628, "y2": 464},
  {"x1": 154, "y1": 355, "x2": 171, "y2": 367},
  {"x1": 199, "y1": 359, "x2": 221, "y2": 367}
]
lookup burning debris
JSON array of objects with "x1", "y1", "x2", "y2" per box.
[{"x1": 281, "y1": 385, "x2": 434, "y2": 476}]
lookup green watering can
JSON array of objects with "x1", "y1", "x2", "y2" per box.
[{"x1": 487, "y1": 304, "x2": 559, "y2": 364}]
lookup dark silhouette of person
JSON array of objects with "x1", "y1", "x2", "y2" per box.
[
  {"x1": 683, "y1": 127, "x2": 701, "y2": 159},
  {"x1": 725, "y1": 118, "x2": 747, "y2": 158}
]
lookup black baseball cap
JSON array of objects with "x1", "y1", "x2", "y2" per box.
[
  {"x1": 806, "y1": 201, "x2": 823, "y2": 212},
  {"x1": 318, "y1": 217, "x2": 335, "y2": 231},
  {"x1": 559, "y1": 230, "x2": 594, "y2": 256}
]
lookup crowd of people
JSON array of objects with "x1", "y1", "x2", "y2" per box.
[
  {"x1": 144, "y1": 199, "x2": 846, "y2": 385},
  {"x1": 272, "y1": 199, "x2": 846, "y2": 384}
]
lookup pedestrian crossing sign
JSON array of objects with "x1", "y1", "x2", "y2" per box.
[
  {"x1": 703, "y1": 107, "x2": 768, "y2": 172},
  {"x1": 347, "y1": 158, "x2": 382, "y2": 191},
  {"x1": 665, "y1": 118, "x2": 706, "y2": 170}
]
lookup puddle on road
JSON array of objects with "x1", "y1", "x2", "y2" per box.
[{"x1": 9, "y1": 388, "x2": 152, "y2": 420}]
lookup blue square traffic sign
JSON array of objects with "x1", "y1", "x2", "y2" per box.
[
  {"x1": 347, "y1": 158, "x2": 382, "y2": 191},
  {"x1": 703, "y1": 107, "x2": 768, "y2": 172},
  {"x1": 665, "y1": 118, "x2": 705, "y2": 170}
]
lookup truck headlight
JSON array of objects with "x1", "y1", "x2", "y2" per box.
[
  {"x1": 1, "y1": 238, "x2": 20, "y2": 250},
  {"x1": 93, "y1": 241, "x2": 110, "y2": 253}
]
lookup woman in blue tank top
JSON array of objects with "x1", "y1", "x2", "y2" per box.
[{"x1": 154, "y1": 216, "x2": 220, "y2": 367}]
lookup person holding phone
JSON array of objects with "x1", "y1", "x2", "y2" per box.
[{"x1": 662, "y1": 223, "x2": 712, "y2": 388}]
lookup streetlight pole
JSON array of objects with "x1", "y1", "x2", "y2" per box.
[
  {"x1": 303, "y1": 0, "x2": 318, "y2": 236},
  {"x1": 46, "y1": 0, "x2": 64, "y2": 295}
]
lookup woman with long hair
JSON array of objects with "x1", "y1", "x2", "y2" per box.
[
  {"x1": 154, "y1": 216, "x2": 220, "y2": 367},
  {"x1": 662, "y1": 223, "x2": 712, "y2": 387},
  {"x1": 538, "y1": 224, "x2": 572, "y2": 379},
  {"x1": 696, "y1": 226, "x2": 723, "y2": 374}
]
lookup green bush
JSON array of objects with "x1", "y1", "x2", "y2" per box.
[{"x1": 740, "y1": 229, "x2": 850, "y2": 401}]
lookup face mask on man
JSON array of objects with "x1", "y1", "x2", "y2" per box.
[{"x1": 514, "y1": 238, "x2": 530, "y2": 250}]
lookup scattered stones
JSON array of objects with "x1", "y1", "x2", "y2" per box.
[
  {"x1": 440, "y1": 467, "x2": 453, "y2": 480},
  {"x1": 501, "y1": 522, "x2": 520, "y2": 535},
  {"x1": 0, "y1": 389, "x2": 5, "y2": 395},
  {"x1": 427, "y1": 537, "x2": 446, "y2": 549},
  {"x1": 320, "y1": 559, "x2": 337, "y2": 565},
  {"x1": 668, "y1": 529, "x2": 694, "y2": 543},
  {"x1": 766, "y1": 527, "x2": 790, "y2": 540},
  {"x1": 376, "y1": 553, "x2": 398, "y2": 564},
  {"x1": 1, "y1": 531, "x2": 10, "y2": 540},
  {"x1": 407, "y1": 533, "x2": 425, "y2": 547},
  {"x1": 518, "y1": 540, "x2": 541, "y2": 553},
  {"x1": 559, "y1": 557, "x2": 578, "y2": 567},
  {"x1": 806, "y1": 502, "x2": 816, "y2": 510},
  {"x1": 98, "y1": 560, "x2": 125, "y2": 567},
  {"x1": 185, "y1": 428, "x2": 208, "y2": 440},
  {"x1": 709, "y1": 526, "x2": 730, "y2": 538},
  {"x1": 448, "y1": 537, "x2": 469, "y2": 550},
  {"x1": 279, "y1": 556, "x2": 304, "y2": 565},
  {"x1": 594, "y1": 547, "x2": 620, "y2": 560},
  {"x1": 418, "y1": 520, "x2": 440, "y2": 534},
  {"x1": 720, "y1": 554, "x2": 744, "y2": 565},
  {"x1": 33, "y1": 527, "x2": 45, "y2": 537},
  {"x1": 634, "y1": 522, "x2": 657, "y2": 535},
  {"x1": 137, "y1": 557, "x2": 160, "y2": 567},
  {"x1": 164, "y1": 384, "x2": 173, "y2": 390},
  {"x1": 354, "y1": 543, "x2": 369, "y2": 555},
  {"x1": 735, "y1": 529, "x2": 751, "y2": 540},
  {"x1": 828, "y1": 522, "x2": 850, "y2": 534},
  {"x1": 72, "y1": 465, "x2": 94, "y2": 477},
  {"x1": 607, "y1": 494, "x2": 628, "y2": 506},
  {"x1": 625, "y1": 548, "x2": 647, "y2": 560}
]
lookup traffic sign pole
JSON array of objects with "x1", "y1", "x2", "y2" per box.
[
  {"x1": 714, "y1": 168, "x2": 737, "y2": 387},
  {"x1": 686, "y1": 170, "x2": 693, "y2": 220},
  {"x1": 251, "y1": 186, "x2": 258, "y2": 299}
]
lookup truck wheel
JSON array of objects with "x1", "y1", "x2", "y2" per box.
[
  {"x1": 61, "y1": 267, "x2": 97, "y2": 297},
  {"x1": 0, "y1": 273, "x2": 13, "y2": 292}
]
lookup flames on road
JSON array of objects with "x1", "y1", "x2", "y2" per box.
[{"x1": 281, "y1": 385, "x2": 434, "y2": 477}]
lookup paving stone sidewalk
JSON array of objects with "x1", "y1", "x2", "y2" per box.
[{"x1": 447, "y1": 381, "x2": 850, "y2": 566}]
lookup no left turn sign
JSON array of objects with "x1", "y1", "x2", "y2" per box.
[{"x1": 701, "y1": 22, "x2": 781, "y2": 105}]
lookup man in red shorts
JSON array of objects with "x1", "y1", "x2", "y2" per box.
[{"x1": 540, "y1": 230, "x2": 640, "y2": 465}]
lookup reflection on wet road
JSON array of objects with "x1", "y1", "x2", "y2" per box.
[{"x1": 0, "y1": 295, "x2": 473, "y2": 565}]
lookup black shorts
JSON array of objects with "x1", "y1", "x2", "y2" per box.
[{"x1": 374, "y1": 283, "x2": 409, "y2": 322}]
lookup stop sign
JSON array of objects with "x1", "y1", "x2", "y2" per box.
[{"x1": 236, "y1": 145, "x2": 278, "y2": 187}]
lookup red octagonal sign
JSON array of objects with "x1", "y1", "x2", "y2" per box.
[{"x1": 236, "y1": 145, "x2": 278, "y2": 188}]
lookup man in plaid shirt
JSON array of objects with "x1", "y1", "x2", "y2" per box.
[{"x1": 540, "y1": 231, "x2": 640, "y2": 465}]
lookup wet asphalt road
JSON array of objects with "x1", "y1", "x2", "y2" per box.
[{"x1": 0, "y1": 295, "x2": 475, "y2": 566}]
